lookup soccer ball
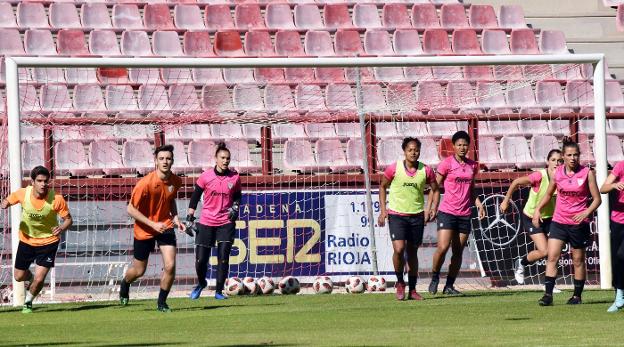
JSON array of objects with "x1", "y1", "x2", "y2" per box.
[
  {"x1": 345, "y1": 276, "x2": 365, "y2": 294},
  {"x1": 224, "y1": 277, "x2": 244, "y2": 296},
  {"x1": 279, "y1": 276, "x2": 301, "y2": 295},
  {"x1": 242, "y1": 277, "x2": 260, "y2": 295},
  {"x1": 313, "y1": 276, "x2": 333, "y2": 294},
  {"x1": 257, "y1": 276, "x2": 275, "y2": 295},
  {"x1": 367, "y1": 276, "x2": 387, "y2": 292}
]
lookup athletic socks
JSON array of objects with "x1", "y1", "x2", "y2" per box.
[
  {"x1": 395, "y1": 271, "x2": 405, "y2": 285},
  {"x1": 520, "y1": 257, "x2": 530, "y2": 266},
  {"x1": 544, "y1": 276, "x2": 556, "y2": 296},
  {"x1": 617, "y1": 289, "x2": 624, "y2": 306},
  {"x1": 120, "y1": 279, "x2": 131, "y2": 298},
  {"x1": 158, "y1": 288, "x2": 170, "y2": 307},
  {"x1": 431, "y1": 271, "x2": 440, "y2": 282},
  {"x1": 573, "y1": 279, "x2": 585, "y2": 298},
  {"x1": 25, "y1": 291, "x2": 34, "y2": 304},
  {"x1": 408, "y1": 275, "x2": 417, "y2": 292},
  {"x1": 445, "y1": 276, "x2": 456, "y2": 289},
  {"x1": 216, "y1": 242, "x2": 233, "y2": 294}
]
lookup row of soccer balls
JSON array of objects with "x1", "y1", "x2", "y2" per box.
[{"x1": 224, "y1": 275, "x2": 387, "y2": 296}]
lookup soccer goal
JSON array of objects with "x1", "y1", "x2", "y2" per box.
[{"x1": 0, "y1": 54, "x2": 611, "y2": 306}]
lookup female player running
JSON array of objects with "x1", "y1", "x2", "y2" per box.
[
  {"x1": 378, "y1": 137, "x2": 440, "y2": 301},
  {"x1": 600, "y1": 160, "x2": 624, "y2": 312},
  {"x1": 187, "y1": 142, "x2": 241, "y2": 300},
  {"x1": 500, "y1": 149, "x2": 563, "y2": 284},
  {"x1": 429, "y1": 131, "x2": 485, "y2": 295},
  {"x1": 533, "y1": 138, "x2": 601, "y2": 306}
]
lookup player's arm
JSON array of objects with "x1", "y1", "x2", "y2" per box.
[
  {"x1": 573, "y1": 170, "x2": 602, "y2": 223},
  {"x1": 51, "y1": 196, "x2": 73, "y2": 236},
  {"x1": 500, "y1": 176, "x2": 532, "y2": 213},
  {"x1": 472, "y1": 183, "x2": 485, "y2": 220},
  {"x1": 0, "y1": 197, "x2": 12, "y2": 209},
  {"x1": 228, "y1": 183, "x2": 242, "y2": 222},
  {"x1": 52, "y1": 213, "x2": 73, "y2": 236},
  {"x1": 377, "y1": 175, "x2": 391, "y2": 227},
  {"x1": 170, "y1": 197, "x2": 186, "y2": 233},
  {"x1": 600, "y1": 173, "x2": 624, "y2": 193},
  {"x1": 127, "y1": 203, "x2": 165, "y2": 233},
  {"x1": 425, "y1": 177, "x2": 440, "y2": 223},
  {"x1": 0, "y1": 190, "x2": 21, "y2": 209},
  {"x1": 532, "y1": 178, "x2": 557, "y2": 227}
]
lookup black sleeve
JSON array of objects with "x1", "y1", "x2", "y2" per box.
[
  {"x1": 232, "y1": 188, "x2": 242, "y2": 206},
  {"x1": 188, "y1": 184, "x2": 203, "y2": 210}
]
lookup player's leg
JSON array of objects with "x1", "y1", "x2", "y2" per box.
[
  {"x1": 157, "y1": 243, "x2": 176, "y2": 312},
  {"x1": 119, "y1": 238, "x2": 153, "y2": 305},
  {"x1": 406, "y1": 214, "x2": 424, "y2": 300},
  {"x1": 215, "y1": 222, "x2": 236, "y2": 299},
  {"x1": 568, "y1": 247, "x2": 586, "y2": 305},
  {"x1": 515, "y1": 232, "x2": 548, "y2": 285},
  {"x1": 429, "y1": 228, "x2": 453, "y2": 294},
  {"x1": 191, "y1": 223, "x2": 215, "y2": 299},
  {"x1": 443, "y1": 231, "x2": 469, "y2": 295},
  {"x1": 608, "y1": 221, "x2": 624, "y2": 312},
  {"x1": 391, "y1": 239, "x2": 407, "y2": 300},
  {"x1": 539, "y1": 236, "x2": 566, "y2": 306}
]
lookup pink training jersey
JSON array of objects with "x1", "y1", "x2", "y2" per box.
[
  {"x1": 437, "y1": 156, "x2": 479, "y2": 217},
  {"x1": 611, "y1": 161, "x2": 624, "y2": 224},
  {"x1": 528, "y1": 171, "x2": 543, "y2": 193},
  {"x1": 197, "y1": 168, "x2": 241, "y2": 226},
  {"x1": 552, "y1": 165, "x2": 590, "y2": 225},
  {"x1": 384, "y1": 161, "x2": 436, "y2": 216}
]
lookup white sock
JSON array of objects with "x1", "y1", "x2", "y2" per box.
[
  {"x1": 25, "y1": 291, "x2": 34, "y2": 304},
  {"x1": 616, "y1": 289, "x2": 624, "y2": 303}
]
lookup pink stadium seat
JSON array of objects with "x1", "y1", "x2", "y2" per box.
[
  {"x1": 346, "y1": 139, "x2": 364, "y2": 169},
  {"x1": 214, "y1": 31, "x2": 244, "y2": 57},
  {"x1": 507, "y1": 85, "x2": 536, "y2": 108},
  {"x1": 235, "y1": 4, "x2": 265, "y2": 30},
  {"x1": 382, "y1": 4, "x2": 411, "y2": 29},
  {"x1": 255, "y1": 68, "x2": 285, "y2": 83},
  {"x1": 188, "y1": 140, "x2": 217, "y2": 169},
  {"x1": 417, "y1": 82, "x2": 445, "y2": 110},
  {"x1": 138, "y1": 84, "x2": 170, "y2": 112},
  {"x1": 40, "y1": 85, "x2": 73, "y2": 113},
  {"x1": 167, "y1": 140, "x2": 194, "y2": 175},
  {"x1": 90, "y1": 140, "x2": 135, "y2": 175},
  {"x1": 161, "y1": 65, "x2": 192, "y2": 83},
  {"x1": 326, "y1": 84, "x2": 356, "y2": 111},
  {"x1": 428, "y1": 121, "x2": 459, "y2": 137},
  {"x1": 153, "y1": 31, "x2": 184, "y2": 56},
  {"x1": 275, "y1": 31, "x2": 305, "y2": 56},
  {"x1": 305, "y1": 30, "x2": 335, "y2": 56},
  {"x1": 74, "y1": 84, "x2": 105, "y2": 112},
  {"x1": 606, "y1": 81, "x2": 624, "y2": 106},
  {"x1": 315, "y1": 67, "x2": 344, "y2": 83},
  {"x1": 479, "y1": 136, "x2": 511, "y2": 170},
  {"x1": 440, "y1": 4, "x2": 468, "y2": 28},
  {"x1": 577, "y1": 134, "x2": 596, "y2": 166},
  {"x1": 121, "y1": 31, "x2": 153, "y2": 56},
  {"x1": 174, "y1": 5, "x2": 205, "y2": 30},
  {"x1": 335, "y1": 30, "x2": 364, "y2": 56},
  {"x1": 81, "y1": 3, "x2": 112, "y2": 29},
  {"x1": 419, "y1": 138, "x2": 441, "y2": 167},
  {"x1": 452, "y1": 29, "x2": 481, "y2": 55},
  {"x1": 105, "y1": 85, "x2": 138, "y2": 112},
  {"x1": 169, "y1": 84, "x2": 201, "y2": 111},
  {"x1": 112, "y1": 4, "x2": 143, "y2": 30},
  {"x1": 20, "y1": 85, "x2": 40, "y2": 113},
  {"x1": 223, "y1": 67, "x2": 254, "y2": 84},
  {"x1": 50, "y1": 3, "x2": 81, "y2": 29},
  {"x1": 211, "y1": 124, "x2": 244, "y2": 140},
  {"x1": 202, "y1": 85, "x2": 233, "y2": 112},
  {"x1": 353, "y1": 4, "x2": 382, "y2": 28},
  {"x1": 494, "y1": 65, "x2": 523, "y2": 80},
  {"x1": 144, "y1": 4, "x2": 174, "y2": 30},
  {"x1": 398, "y1": 121, "x2": 431, "y2": 138},
  {"x1": 89, "y1": 30, "x2": 121, "y2": 56},
  {"x1": 469, "y1": 5, "x2": 497, "y2": 28},
  {"x1": 305, "y1": 121, "x2": 337, "y2": 141},
  {"x1": 447, "y1": 82, "x2": 476, "y2": 108},
  {"x1": 536, "y1": 81, "x2": 565, "y2": 108},
  {"x1": 482, "y1": 121, "x2": 517, "y2": 137},
  {"x1": 56, "y1": 141, "x2": 102, "y2": 176},
  {"x1": 565, "y1": 81, "x2": 594, "y2": 107},
  {"x1": 0, "y1": 29, "x2": 25, "y2": 55},
  {"x1": 531, "y1": 135, "x2": 560, "y2": 163},
  {"x1": 266, "y1": 3, "x2": 295, "y2": 29},
  {"x1": 295, "y1": 84, "x2": 327, "y2": 111},
  {"x1": 374, "y1": 66, "x2": 404, "y2": 82},
  {"x1": 285, "y1": 67, "x2": 315, "y2": 83},
  {"x1": 336, "y1": 123, "x2": 360, "y2": 140},
  {"x1": 607, "y1": 135, "x2": 624, "y2": 166},
  {"x1": 233, "y1": 84, "x2": 264, "y2": 112},
  {"x1": 183, "y1": 31, "x2": 214, "y2": 57},
  {"x1": 423, "y1": 29, "x2": 451, "y2": 55},
  {"x1": 22, "y1": 125, "x2": 43, "y2": 142},
  {"x1": 376, "y1": 122, "x2": 398, "y2": 139},
  {"x1": 284, "y1": 139, "x2": 329, "y2": 173},
  {"x1": 517, "y1": 120, "x2": 550, "y2": 136},
  {"x1": 464, "y1": 66, "x2": 493, "y2": 81},
  {"x1": 377, "y1": 138, "x2": 401, "y2": 169},
  {"x1": 272, "y1": 121, "x2": 307, "y2": 142},
  {"x1": 365, "y1": 30, "x2": 394, "y2": 55},
  {"x1": 500, "y1": 136, "x2": 538, "y2": 169},
  {"x1": 618, "y1": 5, "x2": 624, "y2": 32},
  {"x1": 316, "y1": 139, "x2": 359, "y2": 172},
  {"x1": 412, "y1": 4, "x2": 440, "y2": 29},
  {"x1": 225, "y1": 139, "x2": 260, "y2": 174},
  {"x1": 32, "y1": 66, "x2": 64, "y2": 84},
  {"x1": 548, "y1": 119, "x2": 570, "y2": 137},
  {"x1": 499, "y1": 5, "x2": 527, "y2": 29},
  {"x1": 57, "y1": 30, "x2": 90, "y2": 56},
  {"x1": 0, "y1": 3, "x2": 16, "y2": 28},
  {"x1": 122, "y1": 140, "x2": 154, "y2": 175},
  {"x1": 264, "y1": 84, "x2": 296, "y2": 112},
  {"x1": 22, "y1": 142, "x2": 44, "y2": 175},
  {"x1": 128, "y1": 68, "x2": 161, "y2": 84},
  {"x1": 170, "y1": 124, "x2": 211, "y2": 142},
  {"x1": 360, "y1": 84, "x2": 387, "y2": 113},
  {"x1": 578, "y1": 119, "x2": 594, "y2": 135},
  {"x1": 294, "y1": 4, "x2": 323, "y2": 30},
  {"x1": 205, "y1": 5, "x2": 235, "y2": 30},
  {"x1": 476, "y1": 82, "x2": 507, "y2": 108},
  {"x1": 510, "y1": 29, "x2": 539, "y2": 54},
  {"x1": 17, "y1": 3, "x2": 49, "y2": 29},
  {"x1": 406, "y1": 68, "x2": 432, "y2": 83},
  {"x1": 324, "y1": 4, "x2": 352, "y2": 30},
  {"x1": 610, "y1": 119, "x2": 624, "y2": 135},
  {"x1": 114, "y1": 116, "x2": 152, "y2": 142},
  {"x1": 481, "y1": 29, "x2": 510, "y2": 55},
  {"x1": 245, "y1": 31, "x2": 275, "y2": 56},
  {"x1": 539, "y1": 30, "x2": 568, "y2": 55},
  {"x1": 393, "y1": 30, "x2": 423, "y2": 55}
]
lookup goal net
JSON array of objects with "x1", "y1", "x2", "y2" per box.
[{"x1": 0, "y1": 56, "x2": 610, "y2": 305}]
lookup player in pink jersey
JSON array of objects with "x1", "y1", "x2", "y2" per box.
[
  {"x1": 533, "y1": 138, "x2": 601, "y2": 306},
  {"x1": 186, "y1": 142, "x2": 242, "y2": 300},
  {"x1": 428, "y1": 131, "x2": 485, "y2": 296},
  {"x1": 600, "y1": 160, "x2": 624, "y2": 312}
]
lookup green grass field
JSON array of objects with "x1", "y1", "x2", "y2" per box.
[{"x1": 0, "y1": 290, "x2": 622, "y2": 346}]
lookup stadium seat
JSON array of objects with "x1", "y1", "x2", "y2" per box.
[
  {"x1": 335, "y1": 30, "x2": 364, "y2": 56},
  {"x1": 510, "y1": 29, "x2": 539, "y2": 54},
  {"x1": 275, "y1": 31, "x2": 305, "y2": 56},
  {"x1": 353, "y1": 4, "x2": 382, "y2": 28},
  {"x1": 0, "y1": 29, "x2": 25, "y2": 55},
  {"x1": 235, "y1": 4, "x2": 265, "y2": 30},
  {"x1": 57, "y1": 30, "x2": 89, "y2": 57},
  {"x1": 183, "y1": 31, "x2": 214, "y2": 57},
  {"x1": 531, "y1": 135, "x2": 559, "y2": 163},
  {"x1": 429, "y1": 121, "x2": 459, "y2": 137},
  {"x1": 523, "y1": 64, "x2": 553, "y2": 81},
  {"x1": 266, "y1": 3, "x2": 295, "y2": 30},
  {"x1": 56, "y1": 141, "x2": 101, "y2": 176},
  {"x1": 464, "y1": 66, "x2": 493, "y2": 81},
  {"x1": 452, "y1": 29, "x2": 481, "y2": 55},
  {"x1": 168, "y1": 84, "x2": 201, "y2": 112},
  {"x1": 121, "y1": 31, "x2": 153, "y2": 57},
  {"x1": 606, "y1": 81, "x2": 624, "y2": 106},
  {"x1": 255, "y1": 67, "x2": 285, "y2": 83},
  {"x1": 517, "y1": 120, "x2": 550, "y2": 136},
  {"x1": 22, "y1": 142, "x2": 44, "y2": 175},
  {"x1": 202, "y1": 85, "x2": 233, "y2": 112},
  {"x1": 272, "y1": 121, "x2": 307, "y2": 142},
  {"x1": 264, "y1": 84, "x2": 296, "y2": 112},
  {"x1": 21, "y1": 125, "x2": 43, "y2": 142},
  {"x1": 579, "y1": 119, "x2": 595, "y2": 135},
  {"x1": 618, "y1": 5, "x2": 624, "y2": 32},
  {"x1": 548, "y1": 119, "x2": 570, "y2": 136},
  {"x1": 211, "y1": 124, "x2": 245, "y2": 140},
  {"x1": 607, "y1": 135, "x2": 624, "y2": 166},
  {"x1": 377, "y1": 138, "x2": 402, "y2": 169},
  {"x1": 74, "y1": 84, "x2": 105, "y2": 112},
  {"x1": 326, "y1": 84, "x2": 356, "y2": 111},
  {"x1": 536, "y1": 81, "x2": 566, "y2": 108},
  {"x1": 397, "y1": 121, "x2": 430, "y2": 138},
  {"x1": 17, "y1": 3, "x2": 49, "y2": 29},
  {"x1": 565, "y1": 81, "x2": 594, "y2": 107},
  {"x1": 507, "y1": 85, "x2": 537, "y2": 108},
  {"x1": 112, "y1": 4, "x2": 143, "y2": 30},
  {"x1": 420, "y1": 138, "x2": 441, "y2": 167},
  {"x1": 122, "y1": 140, "x2": 154, "y2": 175},
  {"x1": 382, "y1": 4, "x2": 411, "y2": 29},
  {"x1": 305, "y1": 120, "x2": 337, "y2": 141},
  {"x1": 0, "y1": 3, "x2": 16, "y2": 28},
  {"x1": 214, "y1": 31, "x2": 244, "y2": 57},
  {"x1": 440, "y1": 4, "x2": 469, "y2": 28},
  {"x1": 481, "y1": 29, "x2": 511, "y2": 55},
  {"x1": 245, "y1": 31, "x2": 275, "y2": 57},
  {"x1": 316, "y1": 67, "x2": 345, "y2": 82},
  {"x1": 295, "y1": 84, "x2": 327, "y2": 111},
  {"x1": 304, "y1": 30, "x2": 334, "y2": 56},
  {"x1": 89, "y1": 30, "x2": 121, "y2": 56},
  {"x1": 105, "y1": 85, "x2": 139, "y2": 112},
  {"x1": 205, "y1": 5, "x2": 235, "y2": 30},
  {"x1": 577, "y1": 134, "x2": 596, "y2": 166},
  {"x1": 610, "y1": 119, "x2": 624, "y2": 136},
  {"x1": 412, "y1": 3, "x2": 440, "y2": 29},
  {"x1": 144, "y1": 4, "x2": 174, "y2": 30},
  {"x1": 224, "y1": 67, "x2": 255, "y2": 84},
  {"x1": 153, "y1": 31, "x2": 184, "y2": 57},
  {"x1": 188, "y1": 140, "x2": 217, "y2": 169},
  {"x1": 40, "y1": 85, "x2": 73, "y2": 113},
  {"x1": 324, "y1": 4, "x2": 352, "y2": 30},
  {"x1": 294, "y1": 4, "x2": 323, "y2": 30},
  {"x1": 346, "y1": 139, "x2": 364, "y2": 170},
  {"x1": 335, "y1": 123, "x2": 360, "y2": 140},
  {"x1": 358, "y1": 84, "x2": 387, "y2": 114},
  {"x1": 174, "y1": 5, "x2": 204, "y2": 30},
  {"x1": 376, "y1": 122, "x2": 398, "y2": 139},
  {"x1": 500, "y1": 136, "x2": 539, "y2": 169},
  {"x1": 499, "y1": 5, "x2": 527, "y2": 29},
  {"x1": 225, "y1": 139, "x2": 260, "y2": 174},
  {"x1": 50, "y1": 3, "x2": 81, "y2": 29},
  {"x1": 417, "y1": 82, "x2": 445, "y2": 110},
  {"x1": 423, "y1": 29, "x2": 452, "y2": 55},
  {"x1": 20, "y1": 85, "x2": 40, "y2": 113},
  {"x1": 167, "y1": 140, "x2": 194, "y2": 175},
  {"x1": 478, "y1": 137, "x2": 510, "y2": 170},
  {"x1": 162, "y1": 67, "x2": 192, "y2": 85},
  {"x1": 539, "y1": 30, "x2": 569, "y2": 54},
  {"x1": 170, "y1": 124, "x2": 211, "y2": 142},
  {"x1": 316, "y1": 139, "x2": 359, "y2": 173},
  {"x1": 90, "y1": 140, "x2": 135, "y2": 176},
  {"x1": 468, "y1": 5, "x2": 498, "y2": 28},
  {"x1": 392, "y1": 29, "x2": 422, "y2": 56},
  {"x1": 406, "y1": 67, "x2": 434, "y2": 82},
  {"x1": 81, "y1": 4, "x2": 112, "y2": 29},
  {"x1": 233, "y1": 84, "x2": 264, "y2": 112},
  {"x1": 365, "y1": 30, "x2": 394, "y2": 55},
  {"x1": 447, "y1": 82, "x2": 476, "y2": 108},
  {"x1": 283, "y1": 140, "x2": 329, "y2": 173}
]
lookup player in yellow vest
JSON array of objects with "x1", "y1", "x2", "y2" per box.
[
  {"x1": 378, "y1": 137, "x2": 439, "y2": 300},
  {"x1": 0, "y1": 166, "x2": 73, "y2": 313},
  {"x1": 500, "y1": 149, "x2": 562, "y2": 285}
]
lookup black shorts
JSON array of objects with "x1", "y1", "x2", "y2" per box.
[
  {"x1": 15, "y1": 241, "x2": 60, "y2": 270},
  {"x1": 196, "y1": 222, "x2": 236, "y2": 248},
  {"x1": 549, "y1": 221, "x2": 591, "y2": 249},
  {"x1": 388, "y1": 213, "x2": 425, "y2": 245},
  {"x1": 521, "y1": 213, "x2": 552, "y2": 235},
  {"x1": 437, "y1": 211, "x2": 471, "y2": 234},
  {"x1": 133, "y1": 229, "x2": 177, "y2": 261}
]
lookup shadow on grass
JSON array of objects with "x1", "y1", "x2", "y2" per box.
[
  {"x1": 92, "y1": 343, "x2": 185, "y2": 347},
  {"x1": 1, "y1": 343, "x2": 84, "y2": 347},
  {"x1": 504, "y1": 317, "x2": 531, "y2": 321},
  {"x1": 211, "y1": 344, "x2": 297, "y2": 347},
  {"x1": 41, "y1": 304, "x2": 117, "y2": 312},
  {"x1": 427, "y1": 291, "x2": 517, "y2": 300}
]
